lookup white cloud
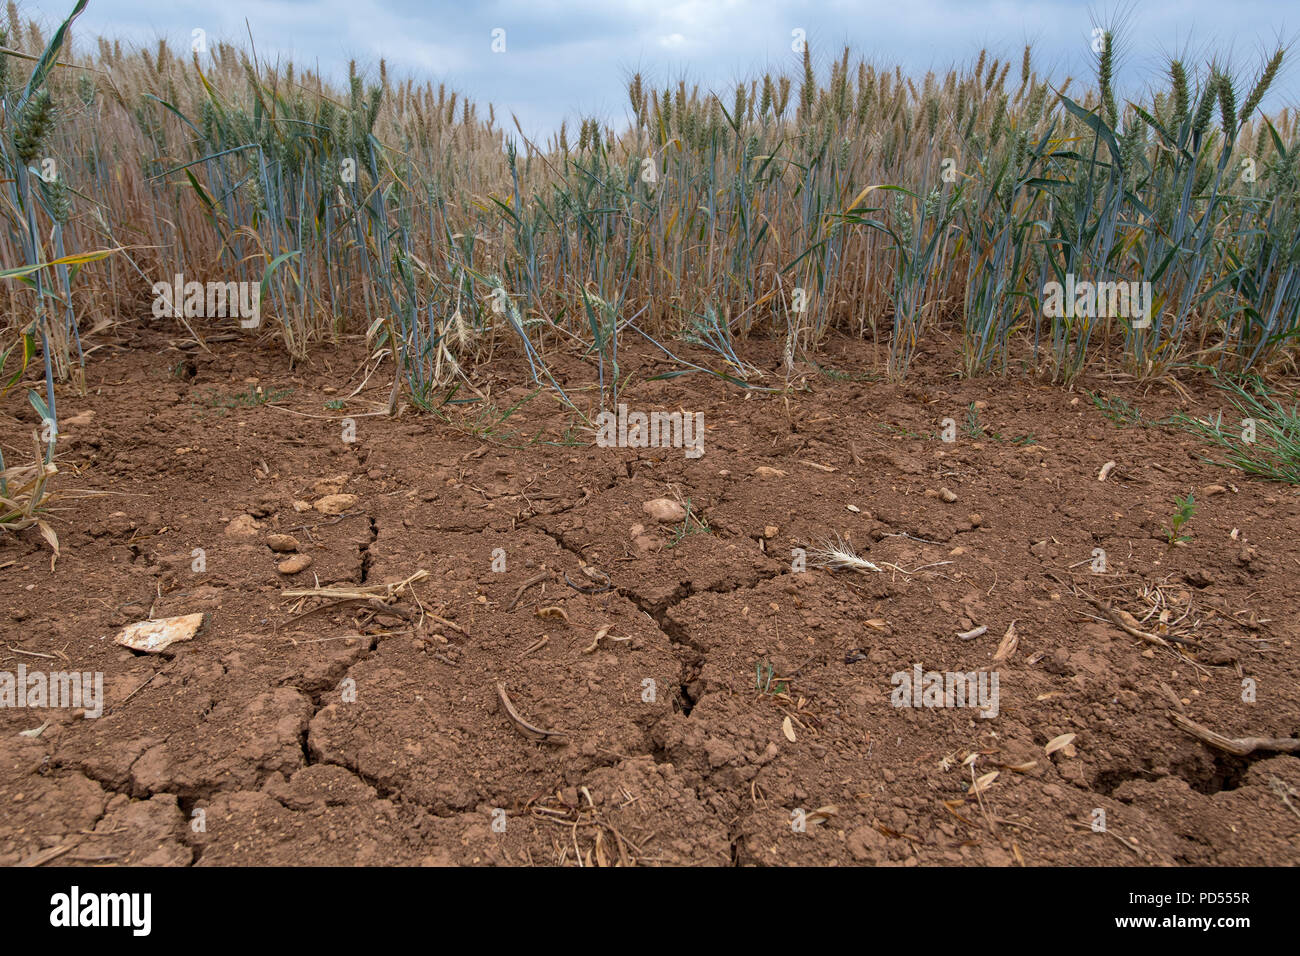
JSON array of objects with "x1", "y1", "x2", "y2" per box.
[{"x1": 47, "y1": 0, "x2": 1299, "y2": 133}]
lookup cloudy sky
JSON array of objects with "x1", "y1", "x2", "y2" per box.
[{"x1": 37, "y1": 0, "x2": 1299, "y2": 136}]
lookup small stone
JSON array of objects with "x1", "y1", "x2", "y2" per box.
[
  {"x1": 277, "y1": 554, "x2": 313, "y2": 575},
  {"x1": 314, "y1": 494, "x2": 358, "y2": 515},
  {"x1": 968, "y1": 513, "x2": 982, "y2": 527},
  {"x1": 643, "y1": 498, "x2": 686, "y2": 523},
  {"x1": 292, "y1": 500, "x2": 312, "y2": 513},
  {"x1": 265, "y1": 534, "x2": 300, "y2": 553},
  {"x1": 764, "y1": 525, "x2": 779, "y2": 538},
  {"x1": 939, "y1": 487, "x2": 958, "y2": 503},
  {"x1": 753, "y1": 466, "x2": 786, "y2": 478}
]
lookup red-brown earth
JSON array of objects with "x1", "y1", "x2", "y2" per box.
[{"x1": 2, "y1": 327, "x2": 1298, "y2": 866}]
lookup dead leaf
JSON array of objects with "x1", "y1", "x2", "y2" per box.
[
  {"x1": 806, "y1": 805, "x2": 838, "y2": 825},
  {"x1": 992, "y1": 620, "x2": 1018, "y2": 663},
  {"x1": 36, "y1": 519, "x2": 60, "y2": 570},
  {"x1": 782, "y1": 716, "x2": 797, "y2": 742},
  {"x1": 582, "y1": 625, "x2": 612, "y2": 654},
  {"x1": 1045, "y1": 733, "x2": 1077, "y2": 755},
  {"x1": 999, "y1": 759, "x2": 1038, "y2": 773},
  {"x1": 496, "y1": 682, "x2": 568, "y2": 743}
]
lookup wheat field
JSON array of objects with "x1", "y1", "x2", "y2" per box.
[{"x1": 1, "y1": 0, "x2": 1297, "y2": 460}]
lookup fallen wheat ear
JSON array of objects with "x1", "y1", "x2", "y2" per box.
[{"x1": 808, "y1": 534, "x2": 881, "y2": 573}]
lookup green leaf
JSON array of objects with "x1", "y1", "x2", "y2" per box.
[
  {"x1": 0, "y1": 332, "x2": 36, "y2": 396},
  {"x1": 260, "y1": 250, "x2": 302, "y2": 299},
  {"x1": 21, "y1": 0, "x2": 89, "y2": 101},
  {"x1": 1056, "y1": 91, "x2": 1123, "y2": 169}
]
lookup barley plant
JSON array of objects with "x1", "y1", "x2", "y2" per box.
[{"x1": 2, "y1": 3, "x2": 1298, "y2": 436}]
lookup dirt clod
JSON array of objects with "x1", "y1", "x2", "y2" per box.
[
  {"x1": 266, "y1": 534, "x2": 300, "y2": 553},
  {"x1": 314, "y1": 494, "x2": 358, "y2": 515},
  {"x1": 277, "y1": 554, "x2": 314, "y2": 575},
  {"x1": 643, "y1": 498, "x2": 686, "y2": 522}
]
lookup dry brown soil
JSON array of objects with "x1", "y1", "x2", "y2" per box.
[{"x1": 2, "y1": 328, "x2": 1299, "y2": 866}]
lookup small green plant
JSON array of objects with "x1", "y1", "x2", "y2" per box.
[
  {"x1": 815, "y1": 363, "x2": 850, "y2": 382},
  {"x1": 755, "y1": 661, "x2": 788, "y2": 696},
  {"x1": 552, "y1": 422, "x2": 588, "y2": 447},
  {"x1": 879, "y1": 422, "x2": 929, "y2": 440},
  {"x1": 1165, "y1": 494, "x2": 1197, "y2": 545},
  {"x1": 431, "y1": 387, "x2": 560, "y2": 448},
  {"x1": 959, "y1": 404, "x2": 1034, "y2": 444},
  {"x1": 191, "y1": 386, "x2": 292, "y2": 417},
  {"x1": 1089, "y1": 392, "x2": 1147, "y2": 428},
  {"x1": 811, "y1": 361, "x2": 879, "y2": 383},
  {"x1": 666, "y1": 498, "x2": 711, "y2": 548}
]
